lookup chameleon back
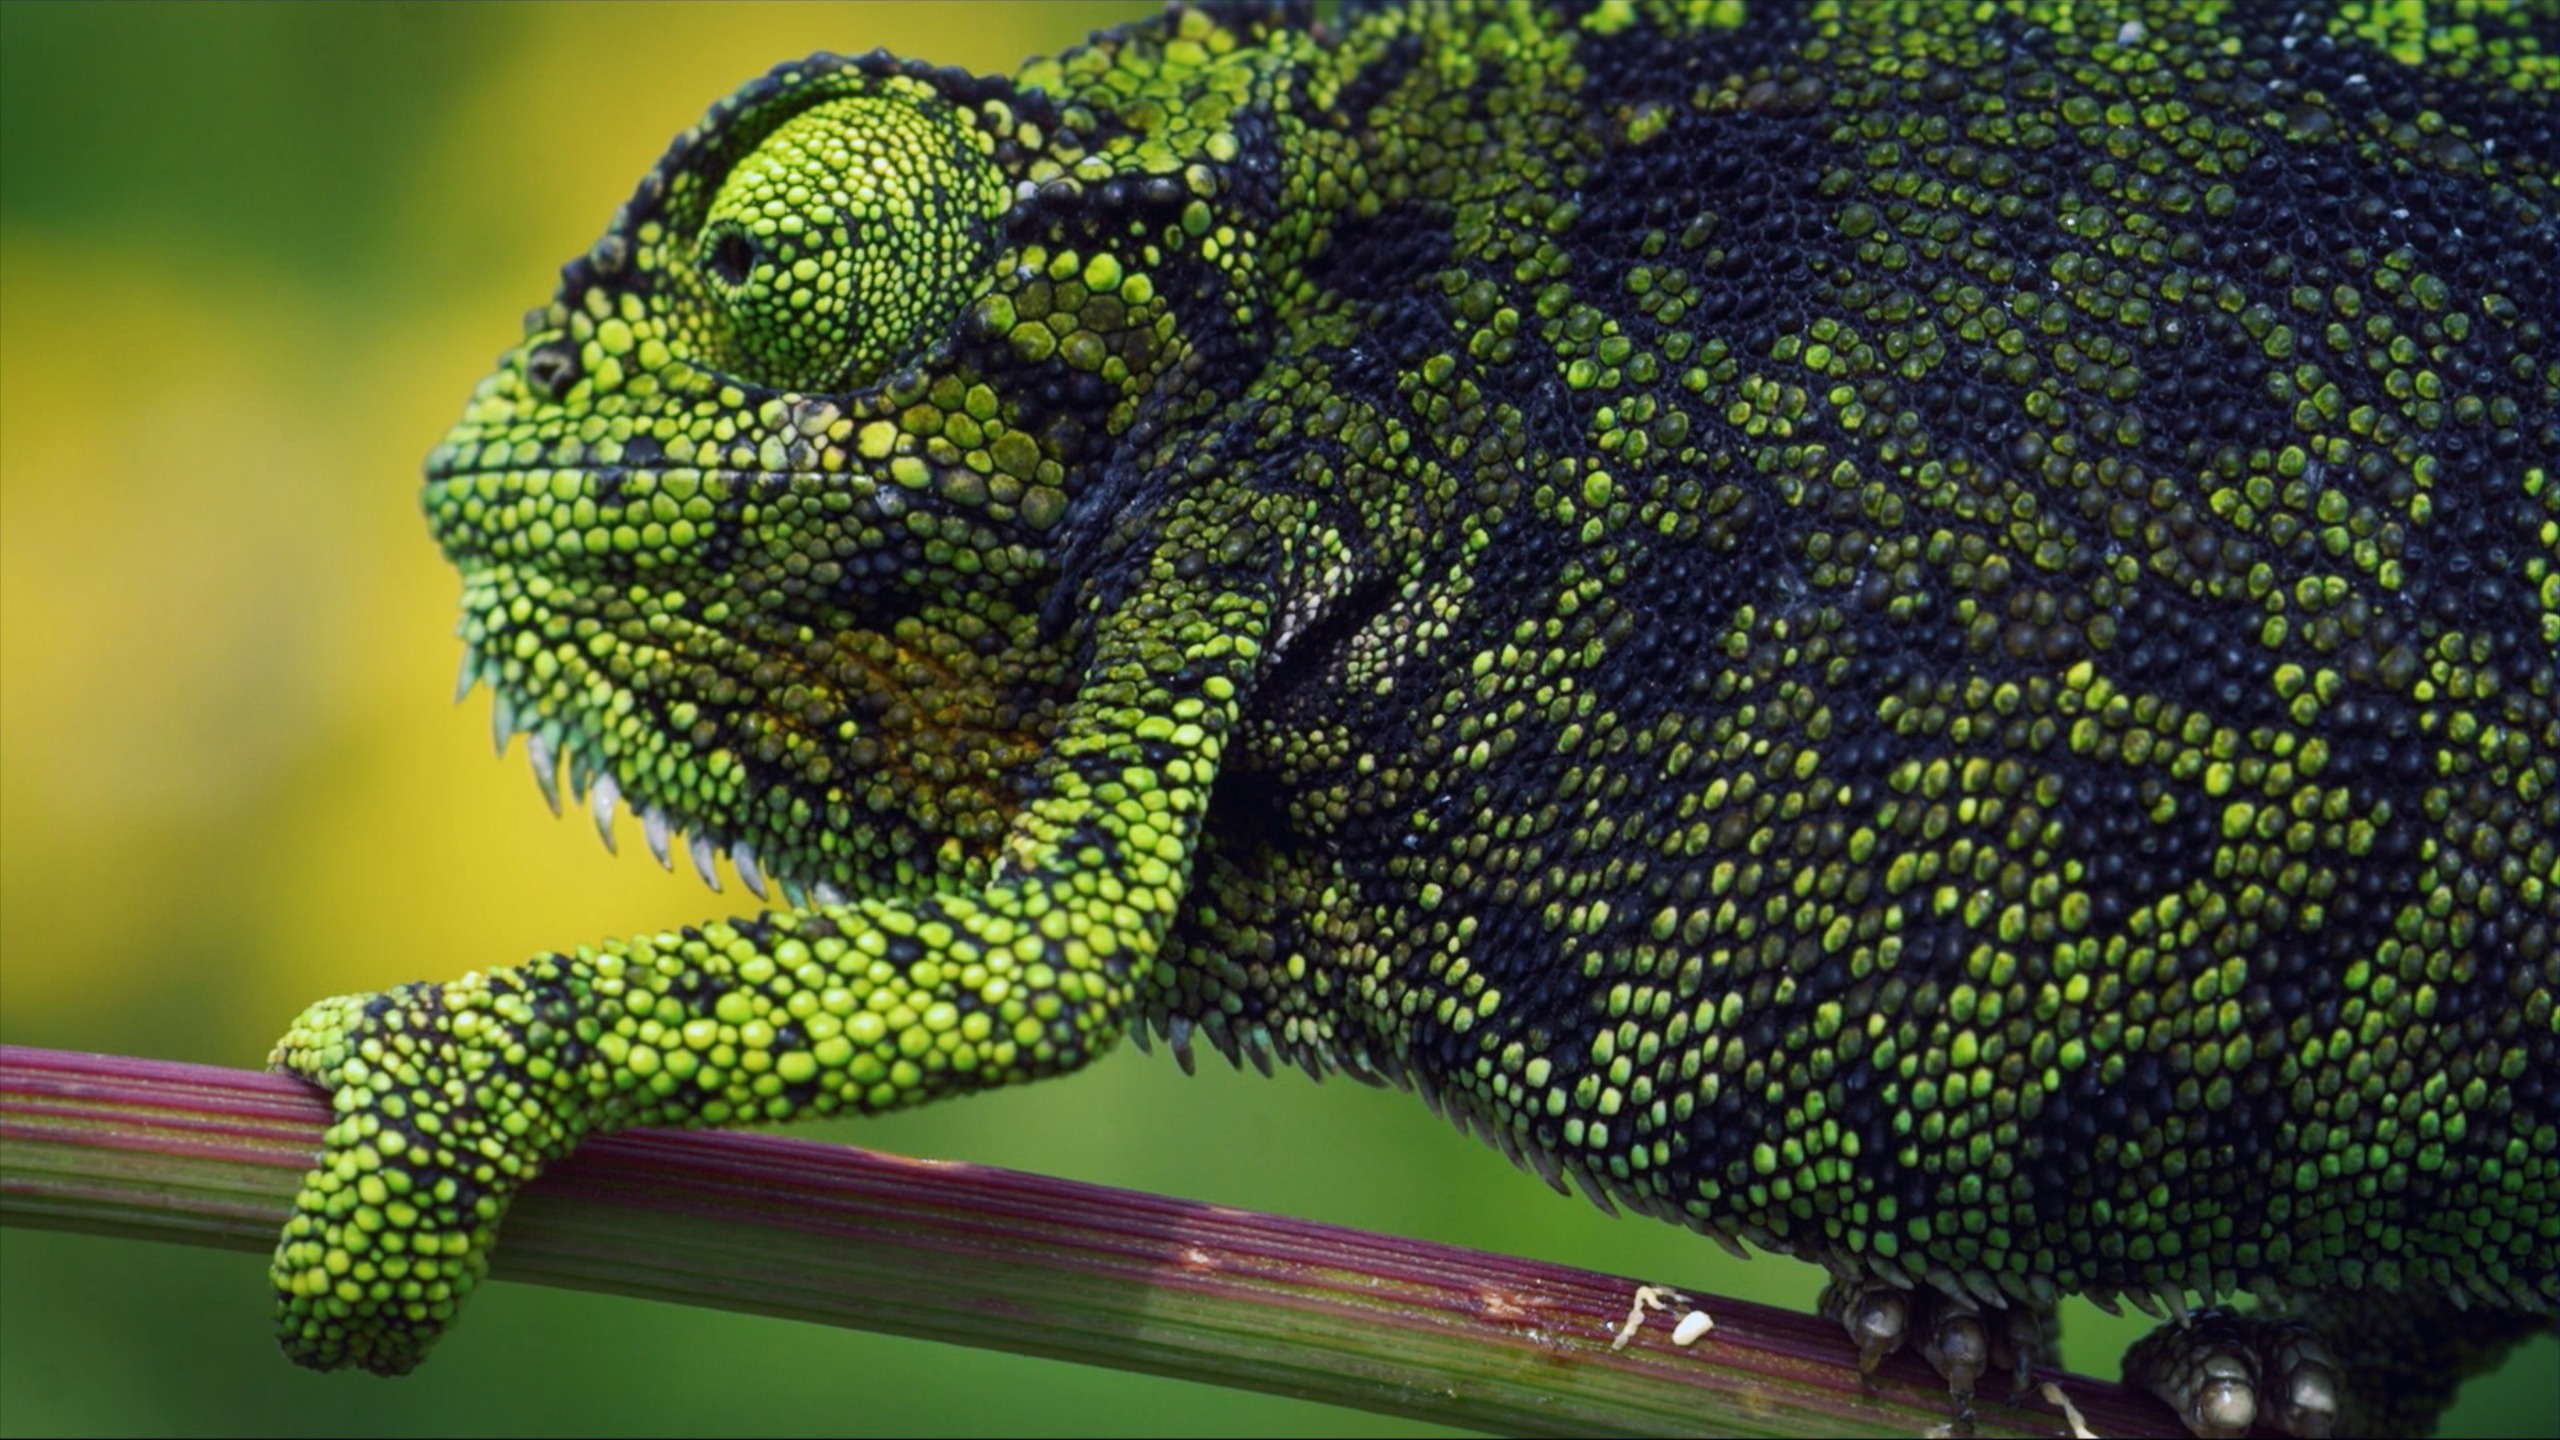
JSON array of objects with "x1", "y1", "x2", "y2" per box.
[{"x1": 1155, "y1": 0, "x2": 2559, "y2": 1334}]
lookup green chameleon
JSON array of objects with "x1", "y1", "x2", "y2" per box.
[{"x1": 268, "y1": 0, "x2": 2558, "y2": 1432}]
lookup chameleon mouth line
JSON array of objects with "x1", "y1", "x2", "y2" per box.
[{"x1": 424, "y1": 465, "x2": 835, "y2": 491}]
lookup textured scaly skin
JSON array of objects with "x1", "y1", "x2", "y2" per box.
[{"x1": 270, "y1": 2, "x2": 2557, "y2": 1430}]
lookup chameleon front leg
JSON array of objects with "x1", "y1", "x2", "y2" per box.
[{"x1": 270, "y1": 575, "x2": 1275, "y2": 1375}]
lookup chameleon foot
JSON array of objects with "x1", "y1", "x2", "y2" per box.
[
  {"x1": 1819, "y1": 1275, "x2": 2049, "y2": 1418},
  {"x1": 268, "y1": 973, "x2": 597, "y2": 1375},
  {"x1": 2123, "y1": 1307, "x2": 2339, "y2": 1439}
]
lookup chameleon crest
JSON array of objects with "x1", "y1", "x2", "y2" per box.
[{"x1": 274, "y1": 4, "x2": 2556, "y2": 1433}]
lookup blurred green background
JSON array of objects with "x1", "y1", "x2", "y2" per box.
[{"x1": 0, "y1": 4, "x2": 2549, "y2": 1435}]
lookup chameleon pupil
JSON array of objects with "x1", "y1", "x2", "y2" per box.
[{"x1": 704, "y1": 229, "x2": 758, "y2": 290}]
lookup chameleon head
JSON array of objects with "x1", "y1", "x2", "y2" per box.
[{"x1": 420, "y1": 37, "x2": 1278, "y2": 899}]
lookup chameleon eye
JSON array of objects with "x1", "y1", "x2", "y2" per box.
[
  {"x1": 693, "y1": 92, "x2": 1003, "y2": 393},
  {"x1": 701, "y1": 228, "x2": 761, "y2": 291}
]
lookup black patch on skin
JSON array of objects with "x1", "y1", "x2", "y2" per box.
[
  {"x1": 1569, "y1": 3, "x2": 1819, "y2": 111},
  {"x1": 982, "y1": 351, "x2": 1122, "y2": 476},
  {"x1": 2228, "y1": 9, "x2": 2560, "y2": 183},
  {"x1": 1004, "y1": 171, "x2": 1194, "y2": 250},
  {"x1": 1199, "y1": 738, "x2": 1306, "y2": 861},
  {"x1": 1298, "y1": 200, "x2": 1456, "y2": 345},
  {"x1": 2396, "y1": 457, "x2": 2560, "y2": 726},
  {"x1": 2052, "y1": 768, "x2": 2222, "y2": 929},
  {"x1": 1606, "y1": 542, "x2": 1766, "y2": 700},
  {"x1": 1580, "y1": 109, "x2": 1848, "y2": 343},
  {"x1": 1678, "y1": 1051, "x2": 1773, "y2": 1204},
  {"x1": 612, "y1": 434, "x2": 667, "y2": 470},
  {"x1": 2107, "y1": 581, "x2": 2286, "y2": 731},
  {"x1": 1330, "y1": 27, "x2": 1422, "y2": 132},
  {"x1": 2278, "y1": 682, "x2": 2447, "y2": 957}
]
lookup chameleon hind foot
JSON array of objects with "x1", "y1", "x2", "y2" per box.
[
  {"x1": 2123, "y1": 1308, "x2": 2339, "y2": 1439},
  {"x1": 1819, "y1": 1275, "x2": 2050, "y2": 1419},
  {"x1": 2213, "y1": 1291, "x2": 2555, "y2": 1438}
]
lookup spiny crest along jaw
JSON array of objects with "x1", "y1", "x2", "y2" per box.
[{"x1": 454, "y1": 632, "x2": 806, "y2": 901}]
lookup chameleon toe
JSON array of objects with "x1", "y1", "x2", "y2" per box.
[
  {"x1": 1819, "y1": 1274, "x2": 1911, "y2": 1375},
  {"x1": 1919, "y1": 1300, "x2": 1991, "y2": 1408}
]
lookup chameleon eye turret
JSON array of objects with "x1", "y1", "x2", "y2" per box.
[{"x1": 687, "y1": 93, "x2": 1005, "y2": 392}]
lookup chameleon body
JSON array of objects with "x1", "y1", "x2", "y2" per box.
[{"x1": 269, "y1": 1, "x2": 2559, "y2": 1431}]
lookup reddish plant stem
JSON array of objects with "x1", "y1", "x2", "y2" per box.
[{"x1": 0, "y1": 1043, "x2": 2174, "y2": 1436}]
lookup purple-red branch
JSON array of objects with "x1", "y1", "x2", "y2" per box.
[{"x1": 0, "y1": 1043, "x2": 2177, "y2": 1437}]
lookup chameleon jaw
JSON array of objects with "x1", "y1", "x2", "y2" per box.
[
  {"x1": 458, "y1": 640, "x2": 834, "y2": 905},
  {"x1": 451, "y1": 582, "x2": 1056, "y2": 911}
]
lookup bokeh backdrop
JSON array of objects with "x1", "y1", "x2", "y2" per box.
[{"x1": 2, "y1": 4, "x2": 2550, "y2": 1435}]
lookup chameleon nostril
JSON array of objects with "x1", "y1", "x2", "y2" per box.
[{"x1": 524, "y1": 340, "x2": 581, "y2": 400}]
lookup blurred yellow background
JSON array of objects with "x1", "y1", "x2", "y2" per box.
[{"x1": 1, "y1": 4, "x2": 2549, "y2": 1435}]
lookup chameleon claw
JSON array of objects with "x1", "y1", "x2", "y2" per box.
[
  {"x1": 1920, "y1": 1299, "x2": 1989, "y2": 1407},
  {"x1": 269, "y1": 963, "x2": 605, "y2": 1376}
]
